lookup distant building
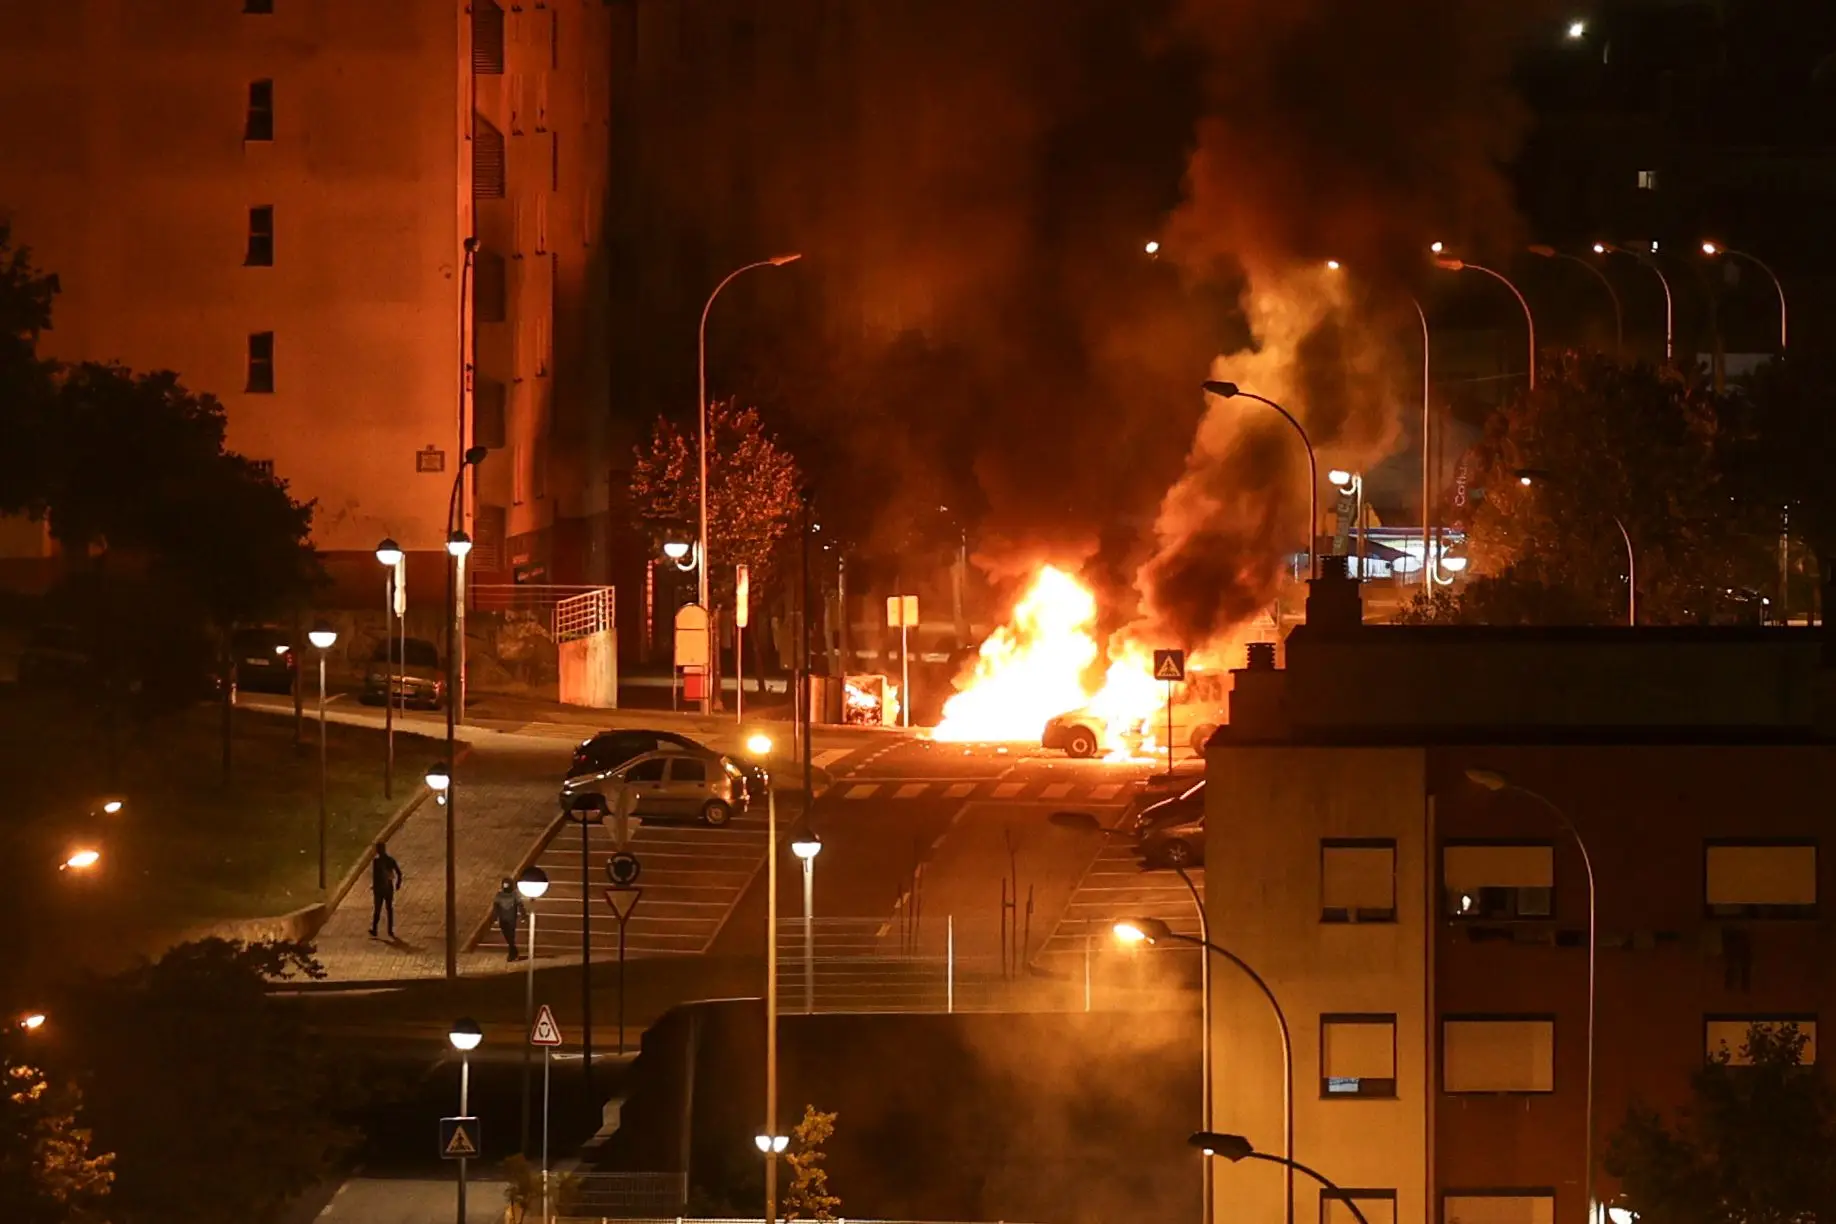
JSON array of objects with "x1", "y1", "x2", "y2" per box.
[
  {"x1": 0, "y1": 0, "x2": 613, "y2": 596},
  {"x1": 1204, "y1": 561, "x2": 1834, "y2": 1224}
]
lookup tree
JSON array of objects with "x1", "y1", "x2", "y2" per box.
[
  {"x1": 1605, "y1": 1022, "x2": 1836, "y2": 1224},
  {"x1": 500, "y1": 1154, "x2": 580, "y2": 1223},
  {"x1": 1406, "y1": 351, "x2": 1774, "y2": 625},
  {"x1": 56, "y1": 940, "x2": 358, "y2": 1224},
  {"x1": 1720, "y1": 351, "x2": 1836, "y2": 609},
  {"x1": 0, "y1": 1047, "x2": 113, "y2": 1224},
  {"x1": 629, "y1": 399, "x2": 802, "y2": 606},
  {"x1": 781, "y1": 1104, "x2": 840, "y2": 1221}
]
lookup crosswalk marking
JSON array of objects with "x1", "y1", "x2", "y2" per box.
[
  {"x1": 814, "y1": 748, "x2": 851, "y2": 768},
  {"x1": 1039, "y1": 782, "x2": 1072, "y2": 799},
  {"x1": 1091, "y1": 783, "x2": 1122, "y2": 800},
  {"x1": 992, "y1": 782, "x2": 1025, "y2": 799},
  {"x1": 944, "y1": 782, "x2": 976, "y2": 799},
  {"x1": 894, "y1": 782, "x2": 929, "y2": 799},
  {"x1": 845, "y1": 783, "x2": 879, "y2": 800}
]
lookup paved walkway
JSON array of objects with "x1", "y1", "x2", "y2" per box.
[{"x1": 312, "y1": 743, "x2": 570, "y2": 982}]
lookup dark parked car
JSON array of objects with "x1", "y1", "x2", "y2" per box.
[
  {"x1": 1133, "y1": 779, "x2": 1207, "y2": 869},
  {"x1": 361, "y1": 637, "x2": 445, "y2": 708},
  {"x1": 230, "y1": 626, "x2": 296, "y2": 694},
  {"x1": 569, "y1": 728, "x2": 760, "y2": 810},
  {"x1": 561, "y1": 747, "x2": 748, "y2": 826}
]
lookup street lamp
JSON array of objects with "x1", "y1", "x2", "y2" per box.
[
  {"x1": 376, "y1": 537, "x2": 405, "y2": 800},
  {"x1": 1701, "y1": 242, "x2": 1787, "y2": 351},
  {"x1": 19, "y1": 1013, "x2": 45, "y2": 1031},
  {"x1": 425, "y1": 760, "x2": 452, "y2": 795},
  {"x1": 1145, "y1": 240, "x2": 1161, "y2": 256},
  {"x1": 1189, "y1": 1133, "x2": 1372, "y2": 1224},
  {"x1": 1466, "y1": 769, "x2": 1598, "y2": 1224},
  {"x1": 447, "y1": 1018, "x2": 482, "y2": 1224},
  {"x1": 440, "y1": 473, "x2": 482, "y2": 981},
  {"x1": 308, "y1": 620, "x2": 338, "y2": 890},
  {"x1": 791, "y1": 834, "x2": 822, "y2": 1014},
  {"x1": 1328, "y1": 469, "x2": 1365, "y2": 577},
  {"x1": 1200, "y1": 381, "x2": 1318, "y2": 582},
  {"x1": 746, "y1": 732, "x2": 784, "y2": 1224},
  {"x1": 1594, "y1": 242, "x2": 1674, "y2": 361},
  {"x1": 1433, "y1": 250, "x2": 1538, "y2": 389},
  {"x1": 1565, "y1": 18, "x2": 1586, "y2": 39},
  {"x1": 1515, "y1": 469, "x2": 1635, "y2": 625},
  {"x1": 755, "y1": 1133, "x2": 790, "y2": 1154},
  {"x1": 517, "y1": 864, "x2": 549, "y2": 1154},
  {"x1": 100, "y1": 799, "x2": 124, "y2": 815},
  {"x1": 697, "y1": 254, "x2": 803, "y2": 715},
  {"x1": 61, "y1": 849, "x2": 100, "y2": 871},
  {"x1": 1118, "y1": 916, "x2": 1294, "y2": 1224},
  {"x1": 1529, "y1": 244, "x2": 1623, "y2": 354}
]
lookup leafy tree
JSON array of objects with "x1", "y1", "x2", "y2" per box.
[
  {"x1": 56, "y1": 939, "x2": 358, "y2": 1224},
  {"x1": 1406, "y1": 351, "x2": 1774, "y2": 624},
  {"x1": 1721, "y1": 351, "x2": 1836, "y2": 607},
  {"x1": 630, "y1": 399, "x2": 802, "y2": 606},
  {"x1": 501, "y1": 1154, "x2": 580, "y2": 1223},
  {"x1": 782, "y1": 1104, "x2": 840, "y2": 1221},
  {"x1": 0, "y1": 1045, "x2": 113, "y2": 1224},
  {"x1": 1605, "y1": 1022, "x2": 1836, "y2": 1224}
]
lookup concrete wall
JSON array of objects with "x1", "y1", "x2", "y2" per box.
[{"x1": 1205, "y1": 745, "x2": 1430, "y2": 1224}]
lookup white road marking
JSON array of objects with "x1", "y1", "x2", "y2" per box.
[
  {"x1": 944, "y1": 782, "x2": 976, "y2": 799},
  {"x1": 845, "y1": 783, "x2": 880, "y2": 800},
  {"x1": 814, "y1": 748, "x2": 851, "y2": 768},
  {"x1": 894, "y1": 782, "x2": 929, "y2": 799},
  {"x1": 1039, "y1": 782, "x2": 1073, "y2": 799},
  {"x1": 1090, "y1": 783, "x2": 1123, "y2": 800},
  {"x1": 992, "y1": 782, "x2": 1025, "y2": 799}
]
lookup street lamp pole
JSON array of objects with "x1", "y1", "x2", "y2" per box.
[
  {"x1": 440, "y1": 448, "x2": 484, "y2": 981},
  {"x1": 1596, "y1": 243, "x2": 1673, "y2": 361},
  {"x1": 1467, "y1": 770, "x2": 1596, "y2": 1224},
  {"x1": 745, "y1": 733, "x2": 781, "y2": 1224},
  {"x1": 448, "y1": 1019, "x2": 483, "y2": 1224},
  {"x1": 308, "y1": 622, "x2": 338, "y2": 890},
  {"x1": 517, "y1": 867, "x2": 550, "y2": 1157},
  {"x1": 1189, "y1": 1133, "x2": 1371, "y2": 1224},
  {"x1": 1529, "y1": 245, "x2": 1624, "y2": 355},
  {"x1": 1200, "y1": 381, "x2": 1317, "y2": 582},
  {"x1": 1171, "y1": 867, "x2": 1214, "y2": 1224},
  {"x1": 376, "y1": 539, "x2": 404, "y2": 800},
  {"x1": 1702, "y1": 243, "x2": 1787, "y2": 352},
  {"x1": 1119, "y1": 918, "x2": 1292, "y2": 1224},
  {"x1": 1434, "y1": 254, "x2": 1537, "y2": 389},
  {"x1": 696, "y1": 254, "x2": 803, "y2": 714},
  {"x1": 1515, "y1": 471, "x2": 1635, "y2": 626},
  {"x1": 792, "y1": 836, "x2": 822, "y2": 1015}
]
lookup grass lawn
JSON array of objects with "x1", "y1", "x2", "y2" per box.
[{"x1": 1, "y1": 691, "x2": 442, "y2": 957}]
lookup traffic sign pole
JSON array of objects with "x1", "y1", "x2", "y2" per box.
[
  {"x1": 1152, "y1": 650, "x2": 1187, "y2": 777},
  {"x1": 542, "y1": 1046, "x2": 552, "y2": 1224},
  {"x1": 521, "y1": 903, "x2": 537, "y2": 1156}
]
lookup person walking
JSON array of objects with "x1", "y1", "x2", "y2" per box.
[
  {"x1": 493, "y1": 878, "x2": 528, "y2": 961},
  {"x1": 370, "y1": 841, "x2": 403, "y2": 938}
]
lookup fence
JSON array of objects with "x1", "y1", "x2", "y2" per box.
[{"x1": 554, "y1": 587, "x2": 615, "y2": 643}]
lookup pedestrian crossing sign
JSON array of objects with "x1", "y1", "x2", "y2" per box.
[
  {"x1": 440, "y1": 1116, "x2": 480, "y2": 1159},
  {"x1": 1153, "y1": 649, "x2": 1186, "y2": 681},
  {"x1": 530, "y1": 1003, "x2": 564, "y2": 1048}
]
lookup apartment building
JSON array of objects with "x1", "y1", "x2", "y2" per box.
[
  {"x1": 1203, "y1": 563, "x2": 1835, "y2": 1224},
  {"x1": 0, "y1": 0, "x2": 610, "y2": 592}
]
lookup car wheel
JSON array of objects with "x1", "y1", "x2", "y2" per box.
[
  {"x1": 1064, "y1": 727, "x2": 1100, "y2": 758},
  {"x1": 702, "y1": 800, "x2": 733, "y2": 827},
  {"x1": 1189, "y1": 723, "x2": 1220, "y2": 752},
  {"x1": 1161, "y1": 839, "x2": 1194, "y2": 868}
]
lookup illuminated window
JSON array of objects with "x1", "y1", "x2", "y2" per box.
[
  {"x1": 1322, "y1": 840, "x2": 1396, "y2": 923},
  {"x1": 1323, "y1": 1190, "x2": 1396, "y2": 1224},
  {"x1": 1321, "y1": 1014, "x2": 1396, "y2": 1099},
  {"x1": 245, "y1": 80, "x2": 274, "y2": 142},
  {"x1": 1444, "y1": 1193, "x2": 1555, "y2": 1224},
  {"x1": 1442, "y1": 1017, "x2": 1554, "y2": 1093},
  {"x1": 1705, "y1": 842, "x2": 1816, "y2": 919},
  {"x1": 245, "y1": 206, "x2": 273, "y2": 266},
  {"x1": 1636, "y1": 169, "x2": 1659, "y2": 190},
  {"x1": 246, "y1": 332, "x2": 274, "y2": 393},
  {"x1": 1444, "y1": 843, "x2": 1553, "y2": 920},
  {"x1": 473, "y1": 1, "x2": 505, "y2": 74},
  {"x1": 1706, "y1": 1017, "x2": 1817, "y2": 1066}
]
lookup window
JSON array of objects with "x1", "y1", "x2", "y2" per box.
[
  {"x1": 473, "y1": 248, "x2": 507, "y2": 323},
  {"x1": 473, "y1": 503, "x2": 507, "y2": 572},
  {"x1": 474, "y1": 115, "x2": 506, "y2": 198},
  {"x1": 533, "y1": 441, "x2": 548, "y2": 500},
  {"x1": 246, "y1": 332, "x2": 274, "y2": 393},
  {"x1": 1323, "y1": 1190, "x2": 1396, "y2": 1224},
  {"x1": 473, "y1": 377, "x2": 506, "y2": 449},
  {"x1": 668, "y1": 757, "x2": 709, "y2": 784},
  {"x1": 1443, "y1": 1018, "x2": 1554, "y2": 1093},
  {"x1": 623, "y1": 757, "x2": 667, "y2": 783},
  {"x1": 1444, "y1": 1193, "x2": 1555, "y2": 1224},
  {"x1": 243, "y1": 0, "x2": 274, "y2": 12},
  {"x1": 1706, "y1": 842, "x2": 1816, "y2": 918},
  {"x1": 1444, "y1": 843, "x2": 1553, "y2": 919},
  {"x1": 245, "y1": 206, "x2": 274, "y2": 266},
  {"x1": 1321, "y1": 1015, "x2": 1396, "y2": 1099},
  {"x1": 473, "y1": 0, "x2": 505, "y2": 74},
  {"x1": 245, "y1": 80, "x2": 274, "y2": 141},
  {"x1": 1637, "y1": 169, "x2": 1659, "y2": 190},
  {"x1": 512, "y1": 440, "x2": 527, "y2": 505},
  {"x1": 1322, "y1": 840, "x2": 1396, "y2": 923},
  {"x1": 1706, "y1": 1017, "x2": 1817, "y2": 1066}
]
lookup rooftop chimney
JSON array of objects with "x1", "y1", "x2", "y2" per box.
[
  {"x1": 1247, "y1": 642, "x2": 1276, "y2": 671},
  {"x1": 1304, "y1": 555, "x2": 1362, "y2": 631}
]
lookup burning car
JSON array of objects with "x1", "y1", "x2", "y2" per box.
[{"x1": 1040, "y1": 669, "x2": 1230, "y2": 759}]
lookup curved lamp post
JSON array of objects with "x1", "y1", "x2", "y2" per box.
[
  {"x1": 1467, "y1": 769, "x2": 1597, "y2": 1224},
  {"x1": 1516, "y1": 469, "x2": 1635, "y2": 626},
  {"x1": 1595, "y1": 242, "x2": 1673, "y2": 361},
  {"x1": 1190, "y1": 1133, "x2": 1369, "y2": 1224},
  {"x1": 1120, "y1": 916, "x2": 1294, "y2": 1224},
  {"x1": 1433, "y1": 250, "x2": 1537, "y2": 389},
  {"x1": 447, "y1": 1018, "x2": 483, "y2": 1224},
  {"x1": 1200, "y1": 380, "x2": 1318, "y2": 581},
  {"x1": 1701, "y1": 242, "x2": 1786, "y2": 352},
  {"x1": 744, "y1": 732, "x2": 783, "y2": 1224},
  {"x1": 517, "y1": 865, "x2": 550, "y2": 1154},
  {"x1": 791, "y1": 834, "x2": 822, "y2": 1015},
  {"x1": 1529, "y1": 244, "x2": 1624, "y2": 354},
  {"x1": 696, "y1": 254, "x2": 802, "y2": 713},
  {"x1": 375, "y1": 537, "x2": 405, "y2": 800},
  {"x1": 307, "y1": 620, "x2": 339, "y2": 889}
]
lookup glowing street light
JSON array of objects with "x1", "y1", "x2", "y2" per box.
[
  {"x1": 1145, "y1": 240, "x2": 1161, "y2": 256},
  {"x1": 1201, "y1": 381, "x2": 1318, "y2": 582},
  {"x1": 755, "y1": 1133, "x2": 790, "y2": 1154},
  {"x1": 1433, "y1": 251, "x2": 1537, "y2": 389},
  {"x1": 425, "y1": 761, "x2": 453, "y2": 794},
  {"x1": 662, "y1": 539, "x2": 691, "y2": 561},
  {"x1": 1566, "y1": 19, "x2": 1587, "y2": 39},
  {"x1": 1701, "y1": 241, "x2": 1788, "y2": 350},
  {"x1": 1529, "y1": 243, "x2": 1623, "y2": 353},
  {"x1": 1189, "y1": 1133, "x2": 1372, "y2": 1224},
  {"x1": 1324, "y1": 259, "x2": 1340, "y2": 271},
  {"x1": 62, "y1": 848, "x2": 100, "y2": 872},
  {"x1": 308, "y1": 622, "x2": 338, "y2": 650},
  {"x1": 1515, "y1": 468, "x2": 1635, "y2": 624},
  {"x1": 308, "y1": 621, "x2": 338, "y2": 890},
  {"x1": 1430, "y1": 240, "x2": 1445, "y2": 254},
  {"x1": 516, "y1": 865, "x2": 549, "y2": 1153},
  {"x1": 447, "y1": 1018, "x2": 482, "y2": 1223},
  {"x1": 20, "y1": 1013, "x2": 46, "y2": 1031},
  {"x1": 445, "y1": 530, "x2": 473, "y2": 559},
  {"x1": 791, "y1": 834, "x2": 822, "y2": 1014},
  {"x1": 101, "y1": 799, "x2": 124, "y2": 815},
  {"x1": 375, "y1": 537, "x2": 404, "y2": 568}
]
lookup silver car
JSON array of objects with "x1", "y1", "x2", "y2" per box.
[{"x1": 559, "y1": 747, "x2": 746, "y2": 827}]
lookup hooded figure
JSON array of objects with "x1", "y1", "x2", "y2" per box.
[{"x1": 494, "y1": 878, "x2": 528, "y2": 961}]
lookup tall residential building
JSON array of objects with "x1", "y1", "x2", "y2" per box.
[
  {"x1": 1204, "y1": 564, "x2": 1834, "y2": 1224},
  {"x1": 0, "y1": 0, "x2": 611, "y2": 592}
]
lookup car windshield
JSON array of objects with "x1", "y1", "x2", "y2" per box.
[{"x1": 372, "y1": 639, "x2": 440, "y2": 667}]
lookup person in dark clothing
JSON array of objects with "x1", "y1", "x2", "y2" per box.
[
  {"x1": 370, "y1": 841, "x2": 404, "y2": 938},
  {"x1": 493, "y1": 878, "x2": 527, "y2": 961}
]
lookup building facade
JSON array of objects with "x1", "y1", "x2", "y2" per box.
[
  {"x1": 1204, "y1": 565, "x2": 1835, "y2": 1224},
  {"x1": 0, "y1": 0, "x2": 610, "y2": 595}
]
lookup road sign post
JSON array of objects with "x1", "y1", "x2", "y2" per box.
[
  {"x1": 603, "y1": 877, "x2": 642, "y2": 1057},
  {"x1": 886, "y1": 595, "x2": 919, "y2": 728},
  {"x1": 529, "y1": 1002, "x2": 563, "y2": 1220},
  {"x1": 1153, "y1": 649, "x2": 1187, "y2": 776},
  {"x1": 567, "y1": 794, "x2": 608, "y2": 1105}
]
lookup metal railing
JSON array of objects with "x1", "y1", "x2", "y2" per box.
[{"x1": 554, "y1": 587, "x2": 615, "y2": 643}]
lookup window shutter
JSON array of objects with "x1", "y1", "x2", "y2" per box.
[
  {"x1": 473, "y1": 1, "x2": 505, "y2": 74},
  {"x1": 473, "y1": 377, "x2": 507, "y2": 449},
  {"x1": 473, "y1": 249, "x2": 507, "y2": 324},
  {"x1": 473, "y1": 115, "x2": 506, "y2": 199}
]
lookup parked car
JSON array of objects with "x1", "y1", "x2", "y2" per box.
[
  {"x1": 560, "y1": 747, "x2": 747, "y2": 827},
  {"x1": 569, "y1": 728, "x2": 761, "y2": 809},
  {"x1": 1133, "y1": 778, "x2": 1207, "y2": 869},
  {"x1": 230, "y1": 626, "x2": 296, "y2": 694},
  {"x1": 360, "y1": 636, "x2": 445, "y2": 708}
]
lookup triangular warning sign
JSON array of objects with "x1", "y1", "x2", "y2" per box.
[
  {"x1": 443, "y1": 1122, "x2": 479, "y2": 1158},
  {"x1": 1155, "y1": 655, "x2": 1183, "y2": 680},
  {"x1": 530, "y1": 1003, "x2": 564, "y2": 1047},
  {"x1": 604, "y1": 887, "x2": 643, "y2": 923}
]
